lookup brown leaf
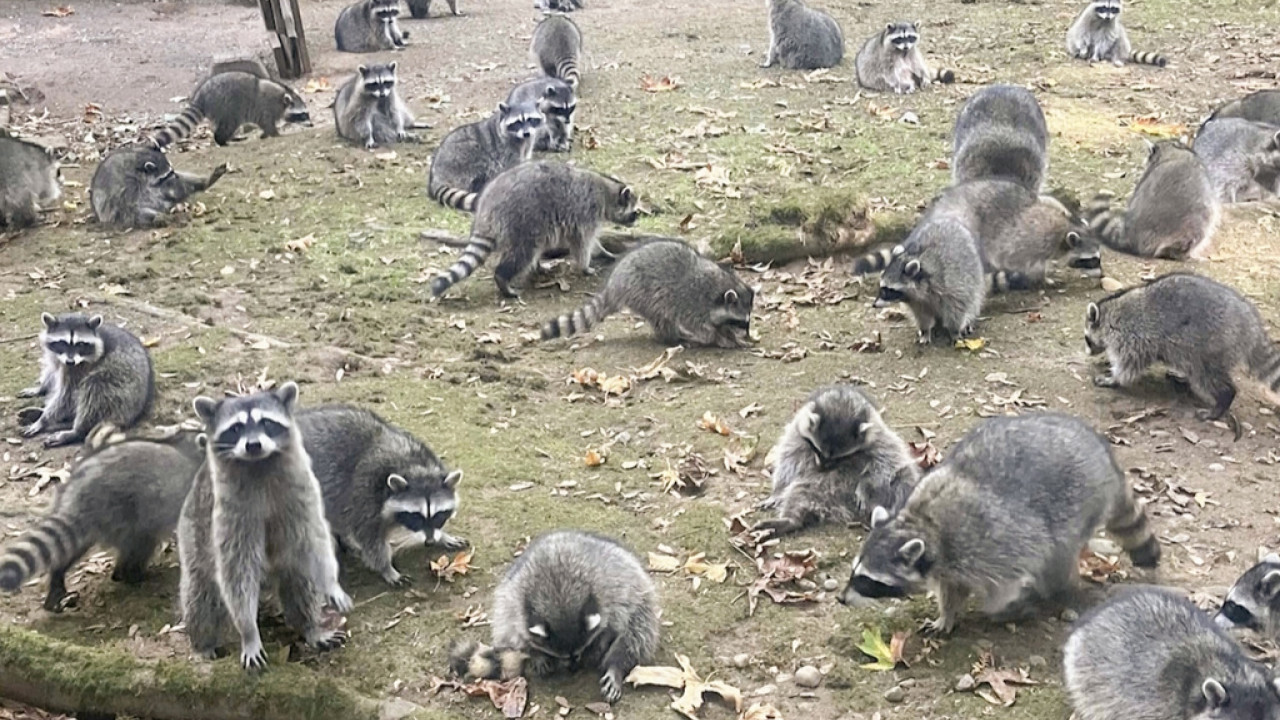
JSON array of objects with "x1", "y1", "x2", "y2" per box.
[
  {"x1": 430, "y1": 550, "x2": 473, "y2": 582},
  {"x1": 627, "y1": 654, "x2": 743, "y2": 720},
  {"x1": 429, "y1": 676, "x2": 528, "y2": 718},
  {"x1": 909, "y1": 440, "x2": 942, "y2": 469},
  {"x1": 1078, "y1": 548, "x2": 1125, "y2": 584},
  {"x1": 584, "y1": 448, "x2": 607, "y2": 467},
  {"x1": 850, "y1": 332, "x2": 884, "y2": 353},
  {"x1": 640, "y1": 74, "x2": 683, "y2": 92},
  {"x1": 698, "y1": 411, "x2": 732, "y2": 436},
  {"x1": 42, "y1": 5, "x2": 74, "y2": 16},
  {"x1": 972, "y1": 651, "x2": 1038, "y2": 707},
  {"x1": 748, "y1": 549, "x2": 820, "y2": 615}
]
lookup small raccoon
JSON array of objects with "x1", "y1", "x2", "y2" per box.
[
  {"x1": 334, "y1": 63, "x2": 422, "y2": 150},
  {"x1": 531, "y1": 14, "x2": 583, "y2": 88},
  {"x1": 19, "y1": 313, "x2": 154, "y2": 448},
  {"x1": 449, "y1": 530, "x2": 659, "y2": 703},
  {"x1": 760, "y1": 0, "x2": 844, "y2": 71},
  {"x1": 0, "y1": 133, "x2": 61, "y2": 230},
  {"x1": 753, "y1": 385, "x2": 919, "y2": 537},
  {"x1": 856, "y1": 22, "x2": 955, "y2": 95},
  {"x1": 952, "y1": 84, "x2": 1049, "y2": 193},
  {"x1": 842, "y1": 413, "x2": 1159, "y2": 634},
  {"x1": 1218, "y1": 554, "x2": 1280, "y2": 638},
  {"x1": 406, "y1": 0, "x2": 461, "y2": 18},
  {"x1": 179, "y1": 383, "x2": 351, "y2": 669},
  {"x1": 1084, "y1": 272, "x2": 1280, "y2": 436},
  {"x1": 540, "y1": 239, "x2": 754, "y2": 348},
  {"x1": 150, "y1": 71, "x2": 311, "y2": 148},
  {"x1": 1085, "y1": 140, "x2": 1220, "y2": 260},
  {"x1": 535, "y1": 0, "x2": 583, "y2": 10},
  {"x1": 90, "y1": 145, "x2": 227, "y2": 228},
  {"x1": 0, "y1": 426, "x2": 202, "y2": 612},
  {"x1": 335, "y1": 0, "x2": 407, "y2": 53},
  {"x1": 430, "y1": 161, "x2": 638, "y2": 299},
  {"x1": 1209, "y1": 89, "x2": 1280, "y2": 127},
  {"x1": 1194, "y1": 118, "x2": 1280, "y2": 203},
  {"x1": 505, "y1": 76, "x2": 576, "y2": 153},
  {"x1": 298, "y1": 405, "x2": 466, "y2": 587},
  {"x1": 1065, "y1": 587, "x2": 1280, "y2": 720},
  {"x1": 1066, "y1": 0, "x2": 1168, "y2": 66},
  {"x1": 427, "y1": 101, "x2": 544, "y2": 212}
]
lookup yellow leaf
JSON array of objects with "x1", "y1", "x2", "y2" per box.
[
  {"x1": 698, "y1": 411, "x2": 731, "y2": 436},
  {"x1": 955, "y1": 337, "x2": 986, "y2": 352},
  {"x1": 584, "y1": 449, "x2": 606, "y2": 467},
  {"x1": 647, "y1": 552, "x2": 682, "y2": 573}
]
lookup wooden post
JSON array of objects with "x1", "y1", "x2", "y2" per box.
[{"x1": 259, "y1": 0, "x2": 310, "y2": 79}]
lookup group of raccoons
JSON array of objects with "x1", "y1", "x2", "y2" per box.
[{"x1": 2, "y1": 0, "x2": 1280, "y2": 716}]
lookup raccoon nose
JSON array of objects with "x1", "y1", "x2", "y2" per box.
[{"x1": 244, "y1": 439, "x2": 263, "y2": 455}]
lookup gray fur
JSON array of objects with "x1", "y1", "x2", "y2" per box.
[
  {"x1": 1210, "y1": 90, "x2": 1280, "y2": 126},
  {"x1": 856, "y1": 22, "x2": 954, "y2": 94},
  {"x1": 540, "y1": 239, "x2": 754, "y2": 348},
  {"x1": 531, "y1": 14, "x2": 583, "y2": 88},
  {"x1": 427, "y1": 101, "x2": 543, "y2": 211},
  {"x1": 179, "y1": 383, "x2": 351, "y2": 670},
  {"x1": 430, "y1": 161, "x2": 638, "y2": 299},
  {"x1": 0, "y1": 134, "x2": 60, "y2": 229},
  {"x1": 335, "y1": 0, "x2": 407, "y2": 53},
  {"x1": 1217, "y1": 555, "x2": 1280, "y2": 639},
  {"x1": 151, "y1": 72, "x2": 310, "y2": 148},
  {"x1": 297, "y1": 405, "x2": 465, "y2": 587},
  {"x1": 952, "y1": 85, "x2": 1048, "y2": 192},
  {"x1": 842, "y1": 413, "x2": 1159, "y2": 634},
  {"x1": 1066, "y1": 0, "x2": 1168, "y2": 66},
  {"x1": 760, "y1": 0, "x2": 844, "y2": 71},
  {"x1": 505, "y1": 77, "x2": 576, "y2": 153},
  {"x1": 19, "y1": 312, "x2": 154, "y2": 448},
  {"x1": 1194, "y1": 118, "x2": 1280, "y2": 203},
  {"x1": 1065, "y1": 587, "x2": 1280, "y2": 720},
  {"x1": 753, "y1": 385, "x2": 918, "y2": 537},
  {"x1": 406, "y1": 0, "x2": 460, "y2": 18},
  {"x1": 210, "y1": 58, "x2": 273, "y2": 80},
  {"x1": 334, "y1": 63, "x2": 420, "y2": 150},
  {"x1": 90, "y1": 145, "x2": 227, "y2": 228},
  {"x1": 536, "y1": 0, "x2": 583, "y2": 10}
]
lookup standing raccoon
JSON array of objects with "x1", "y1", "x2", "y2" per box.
[
  {"x1": 1084, "y1": 273, "x2": 1280, "y2": 435},
  {"x1": 856, "y1": 22, "x2": 954, "y2": 94},
  {"x1": 1194, "y1": 118, "x2": 1280, "y2": 203},
  {"x1": 952, "y1": 85, "x2": 1049, "y2": 193},
  {"x1": 1065, "y1": 588, "x2": 1280, "y2": 720},
  {"x1": 335, "y1": 0, "x2": 407, "y2": 52},
  {"x1": 427, "y1": 100, "x2": 544, "y2": 211},
  {"x1": 430, "y1": 161, "x2": 638, "y2": 299},
  {"x1": 1209, "y1": 89, "x2": 1280, "y2": 126},
  {"x1": 1066, "y1": 0, "x2": 1169, "y2": 66},
  {"x1": 179, "y1": 384, "x2": 352, "y2": 669},
  {"x1": 448, "y1": 530, "x2": 659, "y2": 703},
  {"x1": 90, "y1": 145, "x2": 227, "y2": 228},
  {"x1": 334, "y1": 63, "x2": 422, "y2": 150},
  {"x1": 541, "y1": 239, "x2": 754, "y2": 348},
  {"x1": 753, "y1": 385, "x2": 918, "y2": 538},
  {"x1": 406, "y1": 0, "x2": 460, "y2": 18},
  {"x1": 1218, "y1": 554, "x2": 1280, "y2": 638},
  {"x1": 760, "y1": 0, "x2": 844, "y2": 71},
  {"x1": 19, "y1": 313, "x2": 154, "y2": 448},
  {"x1": 0, "y1": 133, "x2": 61, "y2": 230},
  {"x1": 0, "y1": 425, "x2": 202, "y2": 612},
  {"x1": 150, "y1": 71, "x2": 311, "y2": 148},
  {"x1": 505, "y1": 77, "x2": 576, "y2": 153},
  {"x1": 1086, "y1": 140, "x2": 1220, "y2": 260},
  {"x1": 842, "y1": 413, "x2": 1159, "y2": 634},
  {"x1": 531, "y1": 14, "x2": 583, "y2": 88},
  {"x1": 298, "y1": 405, "x2": 466, "y2": 587}
]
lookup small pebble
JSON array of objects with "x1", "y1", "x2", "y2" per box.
[
  {"x1": 775, "y1": 673, "x2": 793, "y2": 684},
  {"x1": 884, "y1": 686, "x2": 906, "y2": 703},
  {"x1": 1028, "y1": 655, "x2": 1047, "y2": 668},
  {"x1": 754, "y1": 684, "x2": 777, "y2": 697},
  {"x1": 899, "y1": 678, "x2": 916, "y2": 688},
  {"x1": 1061, "y1": 608, "x2": 1080, "y2": 622},
  {"x1": 955, "y1": 674, "x2": 977, "y2": 692},
  {"x1": 823, "y1": 578, "x2": 839, "y2": 591},
  {"x1": 733, "y1": 653, "x2": 751, "y2": 669},
  {"x1": 1208, "y1": 463, "x2": 1225, "y2": 472},
  {"x1": 1088, "y1": 538, "x2": 1122, "y2": 556},
  {"x1": 794, "y1": 665, "x2": 823, "y2": 688}
]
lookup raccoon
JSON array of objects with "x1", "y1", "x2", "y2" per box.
[
  {"x1": 952, "y1": 84, "x2": 1049, "y2": 193},
  {"x1": 1084, "y1": 272, "x2": 1280, "y2": 437},
  {"x1": 1209, "y1": 89, "x2": 1280, "y2": 127},
  {"x1": 1217, "y1": 555, "x2": 1280, "y2": 638},
  {"x1": 531, "y1": 14, "x2": 583, "y2": 88},
  {"x1": 448, "y1": 530, "x2": 659, "y2": 703},
  {"x1": 856, "y1": 22, "x2": 955, "y2": 95},
  {"x1": 541, "y1": 239, "x2": 753, "y2": 347},
  {"x1": 1085, "y1": 140, "x2": 1220, "y2": 260},
  {"x1": 0, "y1": 133, "x2": 61, "y2": 230},
  {"x1": 210, "y1": 58, "x2": 273, "y2": 79},
  {"x1": 1066, "y1": 0, "x2": 1168, "y2": 67},
  {"x1": 841, "y1": 413, "x2": 1159, "y2": 634},
  {"x1": 535, "y1": 0, "x2": 583, "y2": 10},
  {"x1": 0, "y1": 426, "x2": 202, "y2": 612},
  {"x1": 752, "y1": 385, "x2": 919, "y2": 538},
  {"x1": 427, "y1": 101, "x2": 544, "y2": 212},
  {"x1": 18, "y1": 313, "x2": 154, "y2": 448},
  {"x1": 430, "y1": 161, "x2": 638, "y2": 299},
  {"x1": 179, "y1": 383, "x2": 352, "y2": 669},
  {"x1": 505, "y1": 76, "x2": 576, "y2": 153},
  {"x1": 406, "y1": 0, "x2": 460, "y2": 18},
  {"x1": 1065, "y1": 587, "x2": 1280, "y2": 720},
  {"x1": 760, "y1": 0, "x2": 844, "y2": 71},
  {"x1": 1194, "y1": 118, "x2": 1280, "y2": 203},
  {"x1": 335, "y1": 0, "x2": 407, "y2": 53},
  {"x1": 334, "y1": 63, "x2": 422, "y2": 150},
  {"x1": 297, "y1": 405, "x2": 466, "y2": 587},
  {"x1": 150, "y1": 72, "x2": 310, "y2": 148},
  {"x1": 90, "y1": 145, "x2": 227, "y2": 228}
]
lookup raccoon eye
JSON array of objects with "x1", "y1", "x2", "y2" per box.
[
  {"x1": 260, "y1": 418, "x2": 287, "y2": 436},
  {"x1": 73, "y1": 341, "x2": 95, "y2": 354}
]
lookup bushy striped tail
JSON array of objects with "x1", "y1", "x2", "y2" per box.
[
  {"x1": 1106, "y1": 482, "x2": 1160, "y2": 568},
  {"x1": 1084, "y1": 192, "x2": 1130, "y2": 252},
  {"x1": 850, "y1": 245, "x2": 901, "y2": 276},
  {"x1": 1128, "y1": 50, "x2": 1168, "y2": 68},
  {"x1": 932, "y1": 67, "x2": 956, "y2": 84},
  {"x1": 0, "y1": 516, "x2": 87, "y2": 593},
  {"x1": 1248, "y1": 341, "x2": 1280, "y2": 398},
  {"x1": 431, "y1": 184, "x2": 479, "y2": 212},
  {"x1": 431, "y1": 236, "x2": 496, "y2": 297},
  {"x1": 150, "y1": 105, "x2": 205, "y2": 149},
  {"x1": 986, "y1": 270, "x2": 1034, "y2": 295},
  {"x1": 541, "y1": 284, "x2": 622, "y2": 340},
  {"x1": 448, "y1": 638, "x2": 501, "y2": 679},
  {"x1": 556, "y1": 58, "x2": 580, "y2": 88}
]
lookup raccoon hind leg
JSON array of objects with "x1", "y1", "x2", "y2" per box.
[
  {"x1": 1106, "y1": 481, "x2": 1161, "y2": 568},
  {"x1": 277, "y1": 565, "x2": 348, "y2": 651},
  {"x1": 111, "y1": 537, "x2": 159, "y2": 584},
  {"x1": 493, "y1": 242, "x2": 539, "y2": 298}
]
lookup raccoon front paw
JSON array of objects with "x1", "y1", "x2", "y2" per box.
[
  {"x1": 42, "y1": 590, "x2": 76, "y2": 613},
  {"x1": 437, "y1": 533, "x2": 469, "y2": 551},
  {"x1": 16, "y1": 386, "x2": 43, "y2": 399},
  {"x1": 364, "y1": 139, "x2": 377, "y2": 150},
  {"x1": 21, "y1": 418, "x2": 44, "y2": 437},
  {"x1": 600, "y1": 668, "x2": 624, "y2": 704},
  {"x1": 209, "y1": 163, "x2": 229, "y2": 184},
  {"x1": 524, "y1": 653, "x2": 557, "y2": 677},
  {"x1": 756, "y1": 495, "x2": 780, "y2": 511},
  {"x1": 309, "y1": 628, "x2": 350, "y2": 651},
  {"x1": 916, "y1": 329, "x2": 933, "y2": 345},
  {"x1": 921, "y1": 616, "x2": 955, "y2": 636},
  {"x1": 44, "y1": 430, "x2": 82, "y2": 448},
  {"x1": 241, "y1": 642, "x2": 268, "y2": 671},
  {"x1": 328, "y1": 588, "x2": 354, "y2": 614},
  {"x1": 1093, "y1": 373, "x2": 1119, "y2": 388}
]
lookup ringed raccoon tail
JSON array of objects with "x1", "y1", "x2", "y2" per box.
[
  {"x1": 1084, "y1": 192, "x2": 1128, "y2": 251},
  {"x1": 557, "y1": 59, "x2": 580, "y2": 88},
  {"x1": 150, "y1": 105, "x2": 205, "y2": 149},
  {"x1": 448, "y1": 638, "x2": 509, "y2": 680},
  {"x1": 850, "y1": 245, "x2": 900, "y2": 276},
  {"x1": 1105, "y1": 483, "x2": 1161, "y2": 569},
  {"x1": 86, "y1": 423, "x2": 127, "y2": 451},
  {"x1": 0, "y1": 517, "x2": 87, "y2": 592},
  {"x1": 986, "y1": 270, "x2": 1033, "y2": 295},
  {"x1": 1128, "y1": 50, "x2": 1168, "y2": 68},
  {"x1": 541, "y1": 285, "x2": 622, "y2": 340},
  {"x1": 1247, "y1": 340, "x2": 1280, "y2": 398},
  {"x1": 932, "y1": 68, "x2": 956, "y2": 84},
  {"x1": 430, "y1": 236, "x2": 496, "y2": 297},
  {"x1": 431, "y1": 184, "x2": 478, "y2": 212}
]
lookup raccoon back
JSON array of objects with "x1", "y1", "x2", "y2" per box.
[
  {"x1": 952, "y1": 85, "x2": 1048, "y2": 192},
  {"x1": 0, "y1": 135, "x2": 60, "y2": 224},
  {"x1": 335, "y1": 0, "x2": 391, "y2": 52},
  {"x1": 1123, "y1": 145, "x2": 1219, "y2": 258},
  {"x1": 531, "y1": 15, "x2": 582, "y2": 78},
  {"x1": 768, "y1": 0, "x2": 844, "y2": 70},
  {"x1": 428, "y1": 116, "x2": 519, "y2": 202},
  {"x1": 1194, "y1": 118, "x2": 1280, "y2": 203}
]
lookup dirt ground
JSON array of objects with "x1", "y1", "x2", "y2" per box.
[{"x1": 2, "y1": 0, "x2": 1280, "y2": 718}]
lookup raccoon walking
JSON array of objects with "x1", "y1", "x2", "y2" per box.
[
  {"x1": 753, "y1": 385, "x2": 918, "y2": 537},
  {"x1": 0, "y1": 426, "x2": 202, "y2": 611},
  {"x1": 1066, "y1": 0, "x2": 1168, "y2": 67},
  {"x1": 448, "y1": 530, "x2": 659, "y2": 703},
  {"x1": 334, "y1": 63, "x2": 422, "y2": 150},
  {"x1": 406, "y1": 0, "x2": 461, "y2": 18},
  {"x1": 0, "y1": 133, "x2": 61, "y2": 230},
  {"x1": 430, "y1": 161, "x2": 638, "y2": 299},
  {"x1": 760, "y1": 0, "x2": 844, "y2": 70},
  {"x1": 531, "y1": 14, "x2": 582, "y2": 88},
  {"x1": 297, "y1": 406, "x2": 466, "y2": 587},
  {"x1": 335, "y1": 0, "x2": 408, "y2": 52},
  {"x1": 856, "y1": 22, "x2": 954, "y2": 94},
  {"x1": 505, "y1": 77, "x2": 576, "y2": 153},
  {"x1": 150, "y1": 71, "x2": 310, "y2": 148},
  {"x1": 842, "y1": 413, "x2": 1159, "y2": 634},
  {"x1": 179, "y1": 383, "x2": 351, "y2": 669},
  {"x1": 18, "y1": 313, "x2": 154, "y2": 448},
  {"x1": 1194, "y1": 118, "x2": 1280, "y2": 203},
  {"x1": 427, "y1": 100, "x2": 544, "y2": 211},
  {"x1": 952, "y1": 85, "x2": 1048, "y2": 193},
  {"x1": 540, "y1": 239, "x2": 754, "y2": 348},
  {"x1": 1065, "y1": 588, "x2": 1280, "y2": 720},
  {"x1": 90, "y1": 146, "x2": 227, "y2": 228},
  {"x1": 1084, "y1": 273, "x2": 1280, "y2": 437}
]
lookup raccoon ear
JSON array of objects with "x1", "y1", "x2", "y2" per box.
[
  {"x1": 192, "y1": 396, "x2": 218, "y2": 424},
  {"x1": 1201, "y1": 678, "x2": 1228, "y2": 710},
  {"x1": 1143, "y1": 138, "x2": 1157, "y2": 156},
  {"x1": 796, "y1": 404, "x2": 819, "y2": 433},
  {"x1": 885, "y1": 22, "x2": 894, "y2": 31},
  {"x1": 528, "y1": 624, "x2": 548, "y2": 638},
  {"x1": 387, "y1": 473, "x2": 409, "y2": 492},
  {"x1": 857, "y1": 421, "x2": 875, "y2": 437},
  {"x1": 87, "y1": 315, "x2": 104, "y2": 330},
  {"x1": 40, "y1": 312, "x2": 55, "y2": 328},
  {"x1": 1272, "y1": 677, "x2": 1280, "y2": 699},
  {"x1": 904, "y1": 259, "x2": 922, "y2": 279},
  {"x1": 891, "y1": 244, "x2": 905, "y2": 257},
  {"x1": 1086, "y1": 302, "x2": 1100, "y2": 325},
  {"x1": 444, "y1": 469, "x2": 463, "y2": 488},
  {"x1": 1261, "y1": 570, "x2": 1280, "y2": 599},
  {"x1": 196, "y1": 433, "x2": 208, "y2": 449},
  {"x1": 1271, "y1": 130, "x2": 1280, "y2": 150},
  {"x1": 870, "y1": 506, "x2": 890, "y2": 529},
  {"x1": 897, "y1": 538, "x2": 926, "y2": 564},
  {"x1": 275, "y1": 381, "x2": 299, "y2": 411},
  {"x1": 724, "y1": 289, "x2": 739, "y2": 305},
  {"x1": 1265, "y1": 553, "x2": 1280, "y2": 565},
  {"x1": 358, "y1": 65, "x2": 369, "y2": 76},
  {"x1": 1066, "y1": 231, "x2": 1082, "y2": 248},
  {"x1": 388, "y1": 61, "x2": 397, "y2": 73},
  {"x1": 620, "y1": 186, "x2": 635, "y2": 204},
  {"x1": 585, "y1": 613, "x2": 602, "y2": 631},
  {"x1": 143, "y1": 161, "x2": 158, "y2": 174},
  {"x1": 497, "y1": 102, "x2": 510, "y2": 115}
]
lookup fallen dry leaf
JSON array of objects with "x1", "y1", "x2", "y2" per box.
[
  {"x1": 909, "y1": 440, "x2": 942, "y2": 469},
  {"x1": 627, "y1": 654, "x2": 742, "y2": 720},
  {"x1": 303, "y1": 77, "x2": 333, "y2": 93},
  {"x1": 748, "y1": 549, "x2": 820, "y2": 616},
  {"x1": 584, "y1": 448, "x2": 607, "y2": 467},
  {"x1": 1078, "y1": 548, "x2": 1125, "y2": 584},
  {"x1": 955, "y1": 337, "x2": 986, "y2": 352},
  {"x1": 640, "y1": 74, "x2": 683, "y2": 92},
  {"x1": 740, "y1": 704, "x2": 784, "y2": 720},
  {"x1": 856, "y1": 626, "x2": 910, "y2": 671},
  {"x1": 698, "y1": 411, "x2": 732, "y2": 436},
  {"x1": 42, "y1": 5, "x2": 74, "y2": 16},
  {"x1": 285, "y1": 233, "x2": 316, "y2": 253},
  {"x1": 648, "y1": 552, "x2": 682, "y2": 573},
  {"x1": 1125, "y1": 114, "x2": 1188, "y2": 139},
  {"x1": 1100, "y1": 276, "x2": 1124, "y2": 292},
  {"x1": 430, "y1": 550, "x2": 473, "y2": 582},
  {"x1": 972, "y1": 651, "x2": 1038, "y2": 707},
  {"x1": 430, "y1": 676, "x2": 528, "y2": 718}
]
